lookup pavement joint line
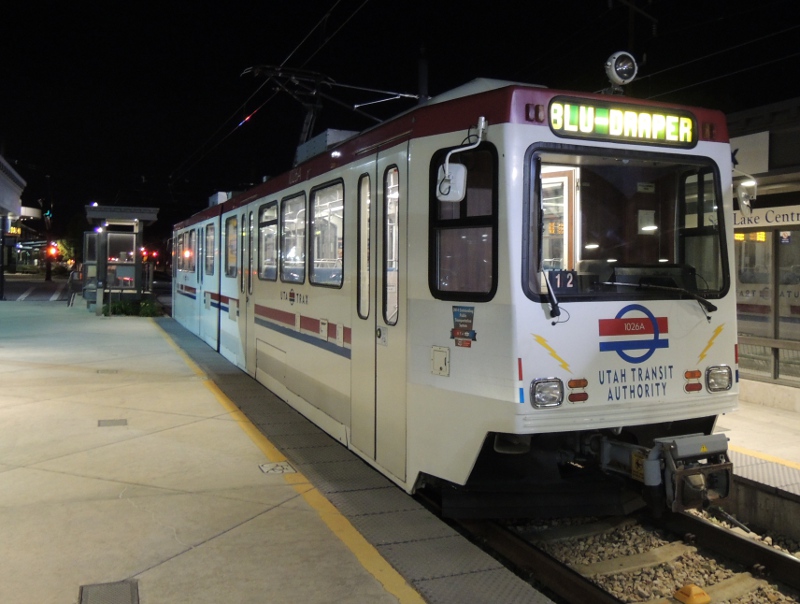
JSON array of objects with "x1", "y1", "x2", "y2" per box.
[{"x1": 152, "y1": 319, "x2": 426, "y2": 604}]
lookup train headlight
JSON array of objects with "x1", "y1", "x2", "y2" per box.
[
  {"x1": 530, "y1": 378, "x2": 564, "y2": 408},
  {"x1": 706, "y1": 366, "x2": 732, "y2": 392},
  {"x1": 605, "y1": 51, "x2": 638, "y2": 86}
]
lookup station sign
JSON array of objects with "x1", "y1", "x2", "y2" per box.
[
  {"x1": 549, "y1": 97, "x2": 696, "y2": 148},
  {"x1": 733, "y1": 205, "x2": 800, "y2": 229}
]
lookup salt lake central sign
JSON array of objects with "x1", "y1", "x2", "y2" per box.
[{"x1": 734, "y1": 205, "x2": 800, "y2": 228}]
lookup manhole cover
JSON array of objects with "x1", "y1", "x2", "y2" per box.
[
  {"x1": 259, "y1": 462, "x2": 296, "y2": 474},
  {"x1": 98, "y1": 419, "x2": 128, "y2": 427},
  {"x1": 79, "y1": 580, "x2": 138, "y2": 604}
]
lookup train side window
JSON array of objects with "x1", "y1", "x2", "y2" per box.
[
  {"x1": 384, "y1": 166, "x2": 400, "y2": 325},
  {"x1": 281, "y1": 193, "x2": 306, "y2": 283},
  {"x1": 258, "y1": 202, "x2": 278, "y2": 280},
  {"x1": 204, "y1": 224, "x2": 215, "y2": 275},
  {"x1": 357, "y1": 174, "x2": 370, "y2": 319},
  {"x1": 176, "y1": 232, "x2": 185, "y2": 271},
  {"x1": 186, "y1": 229, "x2": 196, "y2": 272},
  {"x1": 224, "y1": 216, "x2": 238, "y2": 278},
  {"x1": 428, "y1": 144, "x2": 498, "y2": 301},
  {"x1": 310, "y1": 181, "x2": 344, "y2": 287}
]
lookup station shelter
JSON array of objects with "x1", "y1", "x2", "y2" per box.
[
  {"x1": 730, "y1": 97, "x2": 800, "y2": 409},
  {"x1": 83, "y1": 205, "x2": 159, "y2": 312}
]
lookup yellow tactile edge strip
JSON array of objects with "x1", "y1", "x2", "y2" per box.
[
  {"x1": 152, "y1": 320, "x2": 425, "y2": 604},
  {"x1": 729, "y1": 444, "x2": 800, "y2": 471}
]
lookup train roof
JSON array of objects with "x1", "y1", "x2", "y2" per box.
[
  {"x1": 176, "y1": 79, "x2": 729, "y2": 230},
  {"x1": 424, "y1": 78, "x2": 545, "y2": 105}
]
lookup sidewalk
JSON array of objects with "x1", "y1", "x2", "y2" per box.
[{"x1": 0, "y1": 302, "x2": 419, "y2": 604}]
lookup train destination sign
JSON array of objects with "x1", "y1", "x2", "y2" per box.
[{"x1": 549, "y1": 98, "x2": 696, "y2": 148}]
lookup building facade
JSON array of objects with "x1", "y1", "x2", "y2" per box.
[
  {"x1": 729, "y1": 97, "x2": 800, "y2": 409},
  {"x1": 0, "y1": 154, "x2": 26, "y2": 275}
]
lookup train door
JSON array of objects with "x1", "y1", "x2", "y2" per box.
[
  {"x1": 219, "y1": 210, "x2": 242, "y2": 367},
  {"x1": 237, "y1": 209, "x2": 253, "y2": 374},
  {"x1": 244, "y1": 208, "x2": 256, "y2": 376},
  {"x1": 198, "y1": 220, "x2": 220, "y2": 350},
  {"x1": 351, "y1": 172, "x2": 377, "y2": 459},
  {"x1": 174, "y1": 227, "x2": 201, "y2": 336},
  {"x1": 374, "y1": 148, "x2": 408, "y2": 481}
]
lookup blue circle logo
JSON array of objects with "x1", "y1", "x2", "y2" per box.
[{"x1": 599, "y1": 304, "x2": 669, "y2": 364}]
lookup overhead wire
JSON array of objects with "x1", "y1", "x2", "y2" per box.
[
  {"x1": 168, "y1": 0, "x2": 368, "y2": 187},
  {"x1": 647, "y1": 50, "x2": 800, "y2": 100},
  {"x1": 642, "y1": 22, "x2": 800, "y2": 99},
  {"x1": 639, "y1": 22, "x2": 800, "y2": 83}
]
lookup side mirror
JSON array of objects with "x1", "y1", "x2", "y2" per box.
[
  {"x1": 436, "y1": 163, "x2": 467, "y2": 202},
  {"x1": 737, "y1": 181, "x2": 757, "y2": 216}
]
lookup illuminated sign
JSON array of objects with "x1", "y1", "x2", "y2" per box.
[{"x1": 550, "y1": 98, "x2": 696, "y2": 147}]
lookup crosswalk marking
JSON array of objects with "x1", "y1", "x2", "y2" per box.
[
  {"x1": 50, "y1": 283, "x2": 66, "y2": 301},
  {"x1": 17, "y1": 287, "x2": 35, "y2": 301}
]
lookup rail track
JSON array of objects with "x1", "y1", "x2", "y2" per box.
[{"x1": 420, "y1": 492, "x2": 800, "y2": 603}]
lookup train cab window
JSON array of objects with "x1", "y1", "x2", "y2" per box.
[
  {"x1": 526, "y1": 147, "x2": 729, "y2": 302},
  {"x1": 428, "y1": 144, "x2": 498, "y2": 301},
  {"x1": 224, "y1": 216, "x2": 238, "y2": 278},
  {"x1": 204, "y1": 224, "x2": 215, "y2": 276},
  {"x1": 258, "y1": 202, "x2": 278, "y2": 280},
  {"x1": 281, "y1": 193, "x2": 306, "y2": 283},
  {"x1": 310, "y1": 182, "x2": 344, "y2": 287}
]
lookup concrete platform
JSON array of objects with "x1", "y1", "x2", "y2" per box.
[
  {"x1": 2, "y1": 300, "x2": 799, "y2": 603},
  {"x1": 717, "y1": 398, "x2": 800, "y2": 468},
  {"x1": 0, "y1": 302, "x2": 423, "y2": 604}
]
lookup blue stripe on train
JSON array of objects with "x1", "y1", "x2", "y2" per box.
[{"x1": 254, "y1": 317, "x2": 351, "y2": 359}]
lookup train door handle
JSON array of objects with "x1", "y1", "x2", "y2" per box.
[{"x1": 376, "y1": 328, "x2": 382, "y2": 339}]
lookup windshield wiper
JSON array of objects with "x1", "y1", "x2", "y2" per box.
[
  {"x1": 544, "y1": 271, "x2": 562, "y2": 322},
  {"x1": 601, "y1": 281, "x2": 717, "y2": 316}
]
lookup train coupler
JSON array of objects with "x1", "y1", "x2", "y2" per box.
[
  {"x1": 654, "y1": 433, "x2": 732, "y2": 512},
  {"x1": 599, "y1": 432, "x2": 732, "y2": 513}
]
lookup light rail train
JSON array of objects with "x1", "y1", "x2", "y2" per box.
[{"x1": 174, "y1": 58, "x2": 737, "y2": 516}]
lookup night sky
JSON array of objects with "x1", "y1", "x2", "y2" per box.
[{"x1": 2, "y1": 0, "x2": 799, "y2": 248}]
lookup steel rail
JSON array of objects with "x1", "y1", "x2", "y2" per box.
[
  {"x1": 459, "y1": 519, "x2": 625, "y2": 604},
  {"x1": 654, "y1": 510, "x2": 800, "y2": 591}
]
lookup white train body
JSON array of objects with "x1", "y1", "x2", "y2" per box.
[{"x1": 173, "y1": 80, "x2": 738, "y2": 510}]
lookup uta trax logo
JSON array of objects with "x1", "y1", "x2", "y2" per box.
[{"x1": 598, "y1": 304, "x2": 668, "y2": 363}]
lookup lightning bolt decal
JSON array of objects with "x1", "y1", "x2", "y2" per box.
[
  {"x1": 698, "y1": 324, "x2": 725, "y2": 364},
  {"x1": 533, "y1": 334, "x2": 571, "y2": 373}
]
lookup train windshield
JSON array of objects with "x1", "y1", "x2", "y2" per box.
[{"x1": 527, "y1": 148, "x2": 728, "y2": 302}]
